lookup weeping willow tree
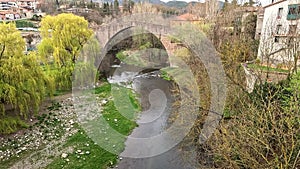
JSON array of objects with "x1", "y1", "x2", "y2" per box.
[
  {"x1": 38, "y1": 13, "x2": 93, "y2": 90},
  {"x1": 0, "y1": 22, "x2": 54, "y2": 120}
]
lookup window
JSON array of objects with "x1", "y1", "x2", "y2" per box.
[
  {"x1": 287, "y1": 4, "x2": 300, "y2": 20},
  {"x1": 287, "y1": 37, "x2": 295, "y2": 48},
  {"x1": 274, "y1": 36, "x2": 280, "y2": 43},
  {"x1": 276, "y1": 24, "x2": 282, "y2": 34},
  {"x1": 289, "y1": 25, "x2": 297, "y2": 35},
  {"x1": 277, "y1": 7, "x2": 283, "y2": 19}
]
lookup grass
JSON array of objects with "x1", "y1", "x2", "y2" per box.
[
  {"x1": 247, "y1": 63, "x2": 289, "y2": 73},
  {"x1": 0, "y1": 20, "x2": 37, "y2": 28},
  {"x1": 160, "y1": 69, "x2": 173, "y2": 81},
  {"x1": 167, "y1": 35, "x2": 182, "y2": 43},
  {"x1": 0, "y1": 149, "x2": 36, "y2": 169},
  {"x1": 46, "y1": 82, "x2": 141, "y2": 169},
  {"x1": 15, "y1": 20, "x2": 37, "y2": 28},
  {"x1": 53, "y1": 89, "x2": 71, "y2": 96},
  {"x1": 115, "y1": 51, "x2": 148, "y2": 67},
  {"x1": 116, "y1": 51, "x2": 126, "y2": 62},
  {"x1": 46, "y1": 129, "x2": 118, "y2": 169}
]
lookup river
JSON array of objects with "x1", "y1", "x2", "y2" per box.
[{"x1": 108, "y1": 64, "x2": 199, "y2": 169}]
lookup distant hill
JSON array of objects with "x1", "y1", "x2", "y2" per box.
[
  {"x1": 165, "y1": 1, "x2": 188, "y2": 8},
  {"x1": 92, "y1": 0, "x2": 224, "y2": 10}
]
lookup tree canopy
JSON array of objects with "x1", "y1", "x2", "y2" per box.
[
  {"x1": 0, "y1": 22, "x2": 53, "y2": 118},
  {"x1": 38, "y1": 13, "x2": 93, "y2": 90}
]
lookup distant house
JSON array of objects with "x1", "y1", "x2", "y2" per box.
[
  {"x1": 66, "y1": 7, "x2": 91, "y2": 13},
  {"x1": 0, "y1": 10, "x2": 17, "y2": 20},
  {"x1": 17, "y1": 0, "x2": 37, "y2": 10},
  {"x1": 172, "y1": 13, "x2": 204, "y2": 25},
  {"x1": 257, "y1": 0, "x2": 300, "y2": 66},
  {"x1": 0, "y1": 0, "x2": 17, "y2": 10}
]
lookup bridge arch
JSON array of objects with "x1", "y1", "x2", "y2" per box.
[{"x1": 97, "y1": 16, "x2": 172, "y2": 77}]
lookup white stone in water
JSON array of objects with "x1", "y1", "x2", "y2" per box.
[{"x1": 61, "y1": 153, "x2": 68, "y2": 158}]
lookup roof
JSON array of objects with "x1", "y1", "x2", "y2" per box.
[
  {"x1": 0, "y1": 0, "x2": 17, "y2": 2},
  {"x1": 0, "y1": 10, "x2": 17, "y2": 14},
  {"x1": 18, "y1": 0, "x2": 36, "y2": 2},
  {"x1": 263, "y1": 0, "x2": 287, "y2": 9},
  {"x1": 176, "y1": 13, "x2": 200, "y2": 21}
]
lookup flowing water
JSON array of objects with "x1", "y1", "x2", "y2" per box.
[{"x1": 108, "y1": 64, "x2": 199, "y2": 169}]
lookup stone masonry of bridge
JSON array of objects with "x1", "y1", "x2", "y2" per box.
[{"x1": 95, "y1": 14, "x2": 181, "y2": 66}]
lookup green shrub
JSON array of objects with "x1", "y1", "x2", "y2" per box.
[
  {"x1": 160, "y1": 70, "x2": 172, "y2": 81},
  {"x1": 0, "y1": 116, "x2": 28, "y2": 134},
  {"x1": 15, "y1": 20, "x2": 36, "y2": 28},
  {"x1": 116, "y1": 51, "x2": 126, "y2": 61},
  {"x1": 208, "y1": 75, "x2": 300, "y2": 168}
]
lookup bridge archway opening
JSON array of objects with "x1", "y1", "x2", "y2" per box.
[{"x1": 98, "y1": 26, "x2": 170, "y2": 78}]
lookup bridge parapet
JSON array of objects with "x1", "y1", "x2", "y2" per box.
[{"x1": 96, "y1": 14, "x2": 173, "y2": 48}]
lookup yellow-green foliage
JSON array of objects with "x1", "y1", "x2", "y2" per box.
[
  {"x1": 194, "y1": 22, "x2": 212, "y2": 35},
  {"x1": 0, "y1": 22, "x2": 54, "y2": 119},
  {"x1": 0, "y1": 116, "x2": 28, "y2": 134},
  {"x1": 38, "y1": 13, "x2": 93, "y2": 90}
]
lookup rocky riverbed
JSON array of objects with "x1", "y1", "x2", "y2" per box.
[{"x1": 0, "y1": 97, "x2": 79, "y2": 168}]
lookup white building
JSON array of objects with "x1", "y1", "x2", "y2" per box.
[
  {"x1": 257, "y1": 0, "x2": 300, "y2": 66},
  {"x1": 0, "y1": 0, "x2": 37, "y2": 10}
]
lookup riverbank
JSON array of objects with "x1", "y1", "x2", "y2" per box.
[{"x1": 0, "y1": 82, "x2": 141, "y2": 169}]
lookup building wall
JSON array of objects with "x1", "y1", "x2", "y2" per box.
[
  {"x1": 289, "y1": 0, "x2": 300, "y2": 4},
  {"x1": 255, "y1": 8, "x2": 264, "y2": 39},
  {"x1": 257, "y1": 0, "x2": 291, "y2": 65}
]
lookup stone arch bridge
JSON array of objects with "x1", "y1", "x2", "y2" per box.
[
  {"x1": 96, "y1": 14, "x2": 185, "y2": 56},
  {"x1": 94, "y1": 14, "x2": 183, "y2": 75}
]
